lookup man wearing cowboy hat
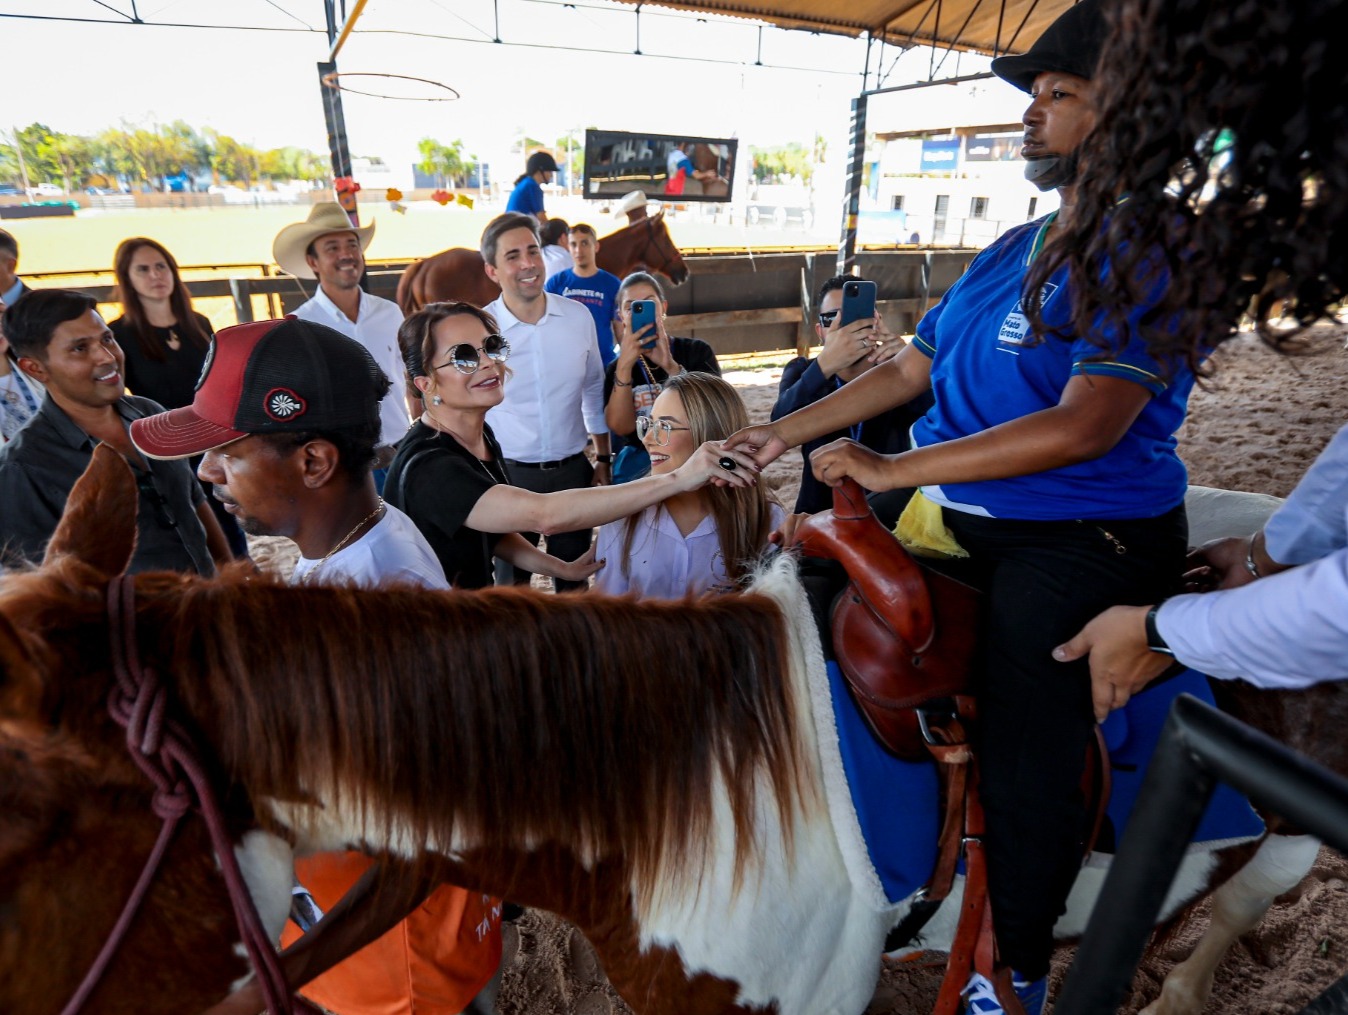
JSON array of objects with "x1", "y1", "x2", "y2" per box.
[{"x1": 274, "y1": 202, "x2": 412, "y2": 478}]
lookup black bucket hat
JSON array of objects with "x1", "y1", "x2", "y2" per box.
[{"x1": 990, "y1": 0, "x2": 1109, "y2": 93}]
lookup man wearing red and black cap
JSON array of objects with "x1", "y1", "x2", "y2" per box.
[
  {"x1": 131, "y1": 315, "x2": 443, "y2": 587},
  {"x1": 130, "y1": 316, "x2": 504, "y2": 1015}
]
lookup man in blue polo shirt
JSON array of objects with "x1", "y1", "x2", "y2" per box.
[{"x1": 545, "y1": 223, "x2": 621, "y2": 368}]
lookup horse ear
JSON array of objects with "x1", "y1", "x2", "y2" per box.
[{"x1": 43, "y1": 443, "x2": 139, "y2": 577}]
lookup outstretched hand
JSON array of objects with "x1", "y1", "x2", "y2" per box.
[
  {"x1": 673, "y1": 440, "x2": 760, "y2": 491},
  {"x1": 723, "y1": 424, "x2": 790, "y2": 471},
  {"x1": 1053, "y1": 605, "x2": 1173, "y2": 721}
]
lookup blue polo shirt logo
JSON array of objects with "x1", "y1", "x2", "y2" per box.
[{"x1": 997, "y1": 281, "x2": 1059, "y2": 349}]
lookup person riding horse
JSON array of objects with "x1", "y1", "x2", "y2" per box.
[{"x1": 726, "y1": 3, "x2": 1196, "y2": 1011}]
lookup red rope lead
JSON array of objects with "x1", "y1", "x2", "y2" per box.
[{"x1": 60, "y1": 576, "x2": 296, "y2": 1015}]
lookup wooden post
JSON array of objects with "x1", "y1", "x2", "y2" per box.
[{"x1": 229, "y1": 279, "x2": 255, "y2": 324}]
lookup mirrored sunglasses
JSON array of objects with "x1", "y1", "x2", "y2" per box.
[
  {"x1": 818, "y1": 309, "x2": 840, "y2": 328},
  {"x1": 435, "y1": 334, "x2": 511, "y2": 374}
]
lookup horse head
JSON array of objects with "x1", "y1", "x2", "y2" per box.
[
  {"x1": 643, "y1": 209, "x2": 689, "y2": 285},
  {"x1": 43, "y1": 443, "x2": 139, "y2": 577},
  {"x1": 0, "y1": 445, "x2": 137, "y2": 729}
]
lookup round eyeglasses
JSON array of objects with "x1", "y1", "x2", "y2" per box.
[
  {"x1": 635, "y1": 415, "x2": 693, "y2": 446},
  {"x1": 432, "y1": 334, "x2": 511, "y2": 374}
]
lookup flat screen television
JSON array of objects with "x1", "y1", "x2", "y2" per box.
[{"x1": 583, "y1": 130, "x2": 737, "y2": 202}]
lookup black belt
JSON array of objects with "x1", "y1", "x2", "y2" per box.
[{"x1": 504, "y1": 452, "x2": 588, "y2": 471}]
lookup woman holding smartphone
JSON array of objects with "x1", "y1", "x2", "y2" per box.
[
  {"x1": 387, "y1": 300, "x2": 755, "y2": 589},
  {"x1": 727, "y1": 4, "x2": 1192, "y2": 1011},
  {"x1": 603, "y1": 272, "x2": 719, "y2": 482}
]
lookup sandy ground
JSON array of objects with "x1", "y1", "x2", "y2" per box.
[{"x1": 264, "y1": 326, "x2": 1348, "y2": 1014}]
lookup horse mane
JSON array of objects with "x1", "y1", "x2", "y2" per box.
[{"x1": 120, "y1": 568, "x2": 812, "y2": 905}]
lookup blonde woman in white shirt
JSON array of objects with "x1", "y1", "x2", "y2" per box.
[{"x1": 595, "y1": 371, "x2": 784, "y2": 597}]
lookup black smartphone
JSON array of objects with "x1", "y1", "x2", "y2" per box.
[
  {"x1": 839, "y1": 280, "x2": 877, "y2": 329},
  {"x1": 630, "y1": 299, "x2": 658, "y2": 348}
]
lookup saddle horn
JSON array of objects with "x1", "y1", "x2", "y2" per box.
[{"x1": 791, "y1": 479, "x2": 979, "y2": 760}]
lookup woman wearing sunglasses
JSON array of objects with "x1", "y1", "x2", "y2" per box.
[
  {"x1": 387, "y1": 302, "x2": 760, "y2": 589},
  {"x1": 594, "y1": 371, "x2": 784, "y2": 597}
]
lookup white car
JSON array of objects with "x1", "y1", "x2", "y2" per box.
[{"x1": 27, "y1": 183, "x2": 64, "y2": 197}]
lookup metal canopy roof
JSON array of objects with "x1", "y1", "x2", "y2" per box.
[{"x1": 607, "y1": 0, "x2": 1070, "y2": 58}]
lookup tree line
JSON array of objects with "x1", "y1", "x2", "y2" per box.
[{"x1": 0, "y1": 121, "x2": 331, "y2": 192}]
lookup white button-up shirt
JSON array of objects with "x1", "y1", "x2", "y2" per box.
[
  {"x1": 594, "y1": 502, "x2": 786, "y2": 598},
  {"x1": 1159, "y1": 423, "x2": 1348, "y2": 688},
  {"x1": 485, "y1": 292, "x2": 606, "y2": 462},
  {"x1": 292, "y1": 287, "x2": 411, "y2": 449}
]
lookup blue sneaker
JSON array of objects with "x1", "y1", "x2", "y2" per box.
[{"x1": 961, "y1": 970, "x2": 1048, "y2": 1015}]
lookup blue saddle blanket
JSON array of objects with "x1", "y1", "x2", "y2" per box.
[{"x1": 826, "y1": 662, "x2": 1265, "y2": 906}]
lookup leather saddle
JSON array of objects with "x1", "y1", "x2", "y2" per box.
[{"x1": 792, "y1": 480, "x2": 982, "y2": 761}]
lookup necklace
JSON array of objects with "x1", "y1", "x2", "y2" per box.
[
  {"x1": 305, "y1": 498, "x2": 385, "y2": 581},
  {"x1": 421, "y1": 411, "x2": 502, "y2": 485},
  {"x1": 165, "y1": 327, "x2": 181, "y2": 352}
]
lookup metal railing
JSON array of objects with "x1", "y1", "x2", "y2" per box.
[{"x1": 1056, "y1": 693, "x2": 1348, "y2": 1015}]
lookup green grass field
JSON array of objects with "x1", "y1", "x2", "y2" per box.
[
  {"x1": 12, "y1": 197, "x2": 832, "y2": 277},
  {"x1": 14, "y1": 203, "x2": 501, "y2": 276},
  {"x1": 8, "y1": 198, "x2": 832, "y2": 334}
]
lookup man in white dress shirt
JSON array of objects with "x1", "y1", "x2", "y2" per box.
[
  {"x1": 480, "y1": 212, "x2": 610, "y2": 591},
  {"x1": 273, "y1": 202, "x2": 412, "y2": 487},
  {"x1": 1058, "y1": 423, "x2": 1348, "y2": 713}
]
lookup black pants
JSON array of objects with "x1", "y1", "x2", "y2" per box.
[
  {"x1": 939, "y1": 504, "x2": 1187, "y2": 978},
  {"x1": 494, "y1": 454, "x2": 595, "y2": 593}
]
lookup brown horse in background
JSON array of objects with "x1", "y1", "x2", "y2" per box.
[{"x1": 396, "y1": 209, "x2": 690, "y2": 315}]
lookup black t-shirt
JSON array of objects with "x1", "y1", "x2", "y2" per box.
[
  {"x1": 110, "y1": 313, "x2": 215, "y2": 411},
  {"x1": 384, "y1": 420, "x2": 510, "y2": 589},
  {"x1": 602, "y1": 336, "x2": 721, "y2": 452}
]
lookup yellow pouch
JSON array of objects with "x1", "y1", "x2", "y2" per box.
[{"x1": 894, "y1": 489, "x2": 969, "y2": 559}]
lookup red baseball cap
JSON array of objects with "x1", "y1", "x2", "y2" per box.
[{"x1": 131, "y1": 317, "x2": 386, "y2": 460}]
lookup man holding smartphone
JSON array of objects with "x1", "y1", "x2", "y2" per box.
[{"x1": 772, "y1": 275, "x2": 932, "y2": 518}]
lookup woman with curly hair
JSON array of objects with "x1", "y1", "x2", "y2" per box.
[
  {"x1": 726, "y1": 2, "x2": 1204, "y2": 1009},
  {"x1": 1047, "y1": 0, "x2": 1348, "y2": 716}
]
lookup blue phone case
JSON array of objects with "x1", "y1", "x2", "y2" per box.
[
  {"x1": 631, "y1": 300, "x2": 658, "y2": 346},
  {"x1": 839, "y1": 280, "x2": 877, "y2": 328}
]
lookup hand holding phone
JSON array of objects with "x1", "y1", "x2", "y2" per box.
[
  {"x1": 839, "y1": 280, "x2": 877, "y2": 329},
  {"x1": 630, "y1": 299, "x2": 659, "y2": 349}
]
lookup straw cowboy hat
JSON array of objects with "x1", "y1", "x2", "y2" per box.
[
  {"x1": 273, "y1": 201, "x2": 375, "y2": 279},
  {"x1": 614, "y1": 189, "x2": 650, "y2": 225}
]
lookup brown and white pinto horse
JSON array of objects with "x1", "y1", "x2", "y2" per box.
[
  {"x1": 0, "y1": 449, "x2": 1343, "y2": 1015},
  {"x1": 395, "y1": 210, "x2": 690, "y2": 315}
]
